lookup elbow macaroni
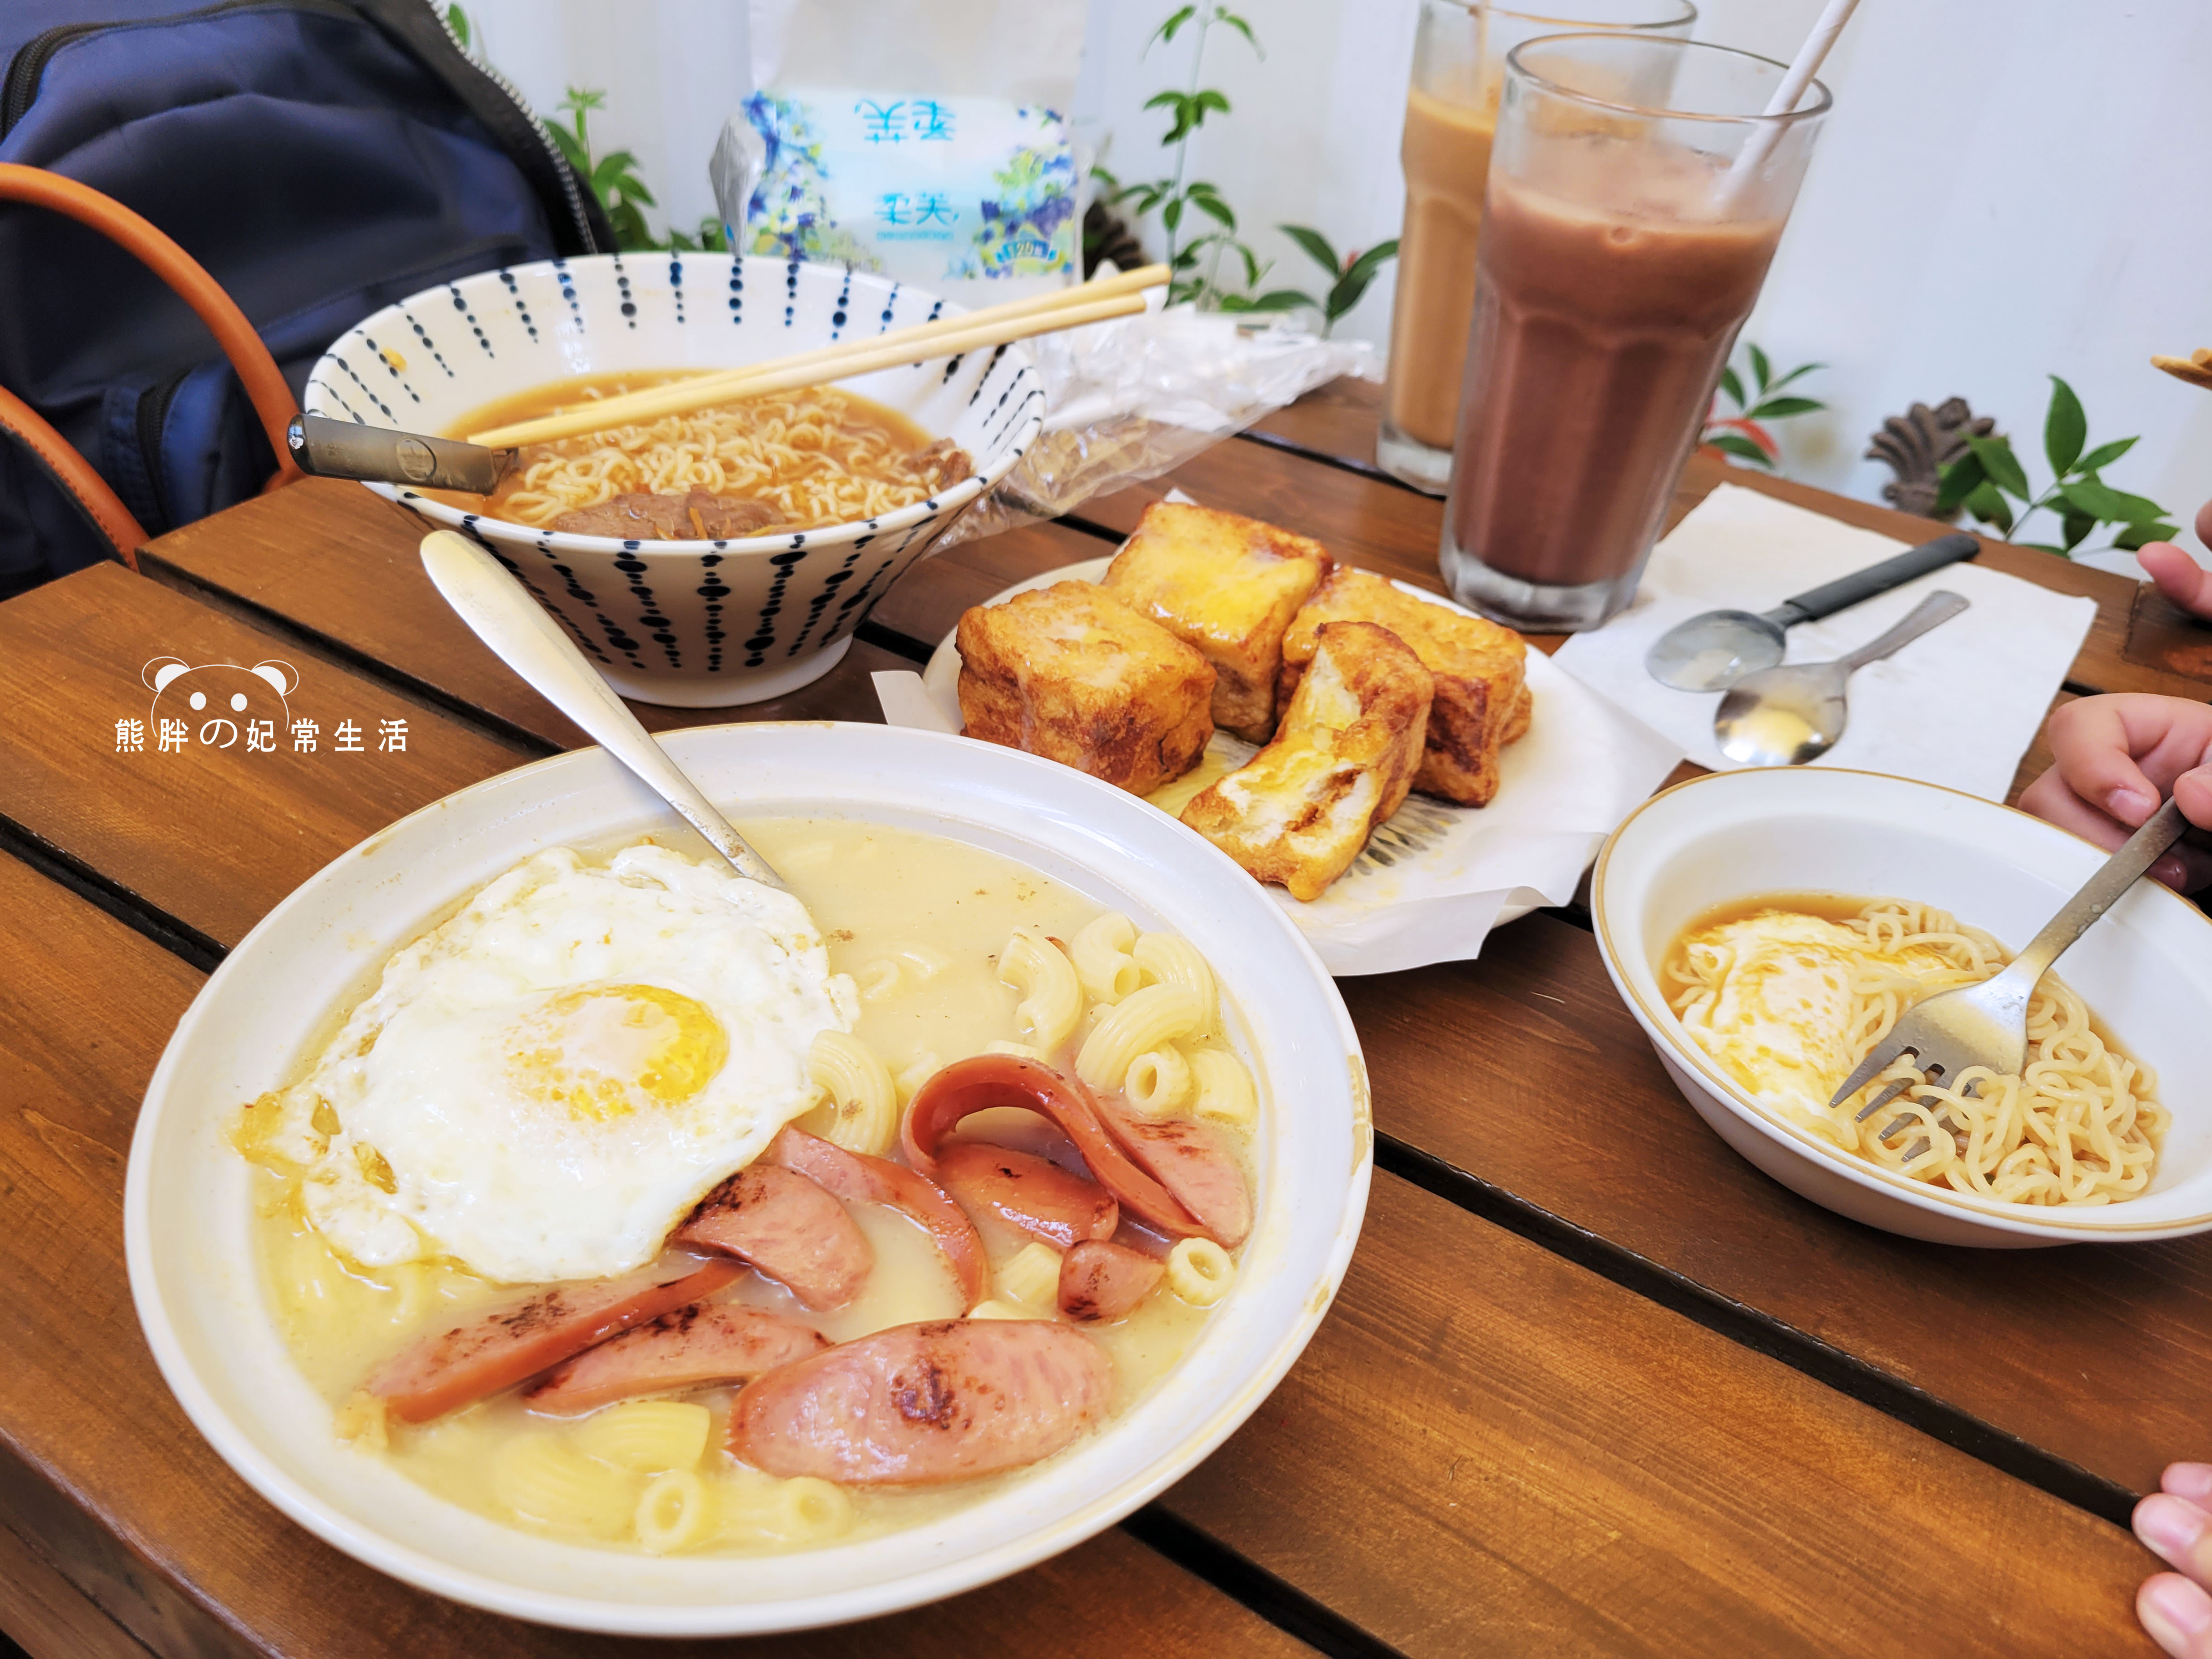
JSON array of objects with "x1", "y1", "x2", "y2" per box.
[
  {"x1": 576, "y1": 1400, "x2": 711, "y2": 1473},
  {"x1": 1069, "y1": 912, "x2": 1142, "y2": 1003},
  {"x1": 1076, "y1": 983, "x2": 1206, "y2": 1094},
  {"x1": 1124, "y1": 1046, "x2": 1194, "y2": 1118},
  {"x1": 996, "y1": 1241, "x2": 1064, "y2": 1308},
  {"x1": 805, "y1": 1029, "x2": 899, "y2": 1156},
  {"x1": 635, "y1": 1470, "x2": 714, "y2": 1554},
  {"x1": 1133, "y1": 932, "x2": 1218, "y2": 1033},
  {"x1": 998, "y1": 926, "x2": 1081, "y2": 1052},
  {"x1": 1187, "y1": 1046, "x2": 1258, "y2": 1127},
  {"x1": 1166, "y1": 1237, "x2": 1236, "y2": 1306},
  {"x1": 493, "y1": 1435, "x2": 640, "y2": 1538}
]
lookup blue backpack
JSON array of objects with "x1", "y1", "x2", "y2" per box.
[{"x1": 0, "y1": 0, "x2": 612, "y2": 596}]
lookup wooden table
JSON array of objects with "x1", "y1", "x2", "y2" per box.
[{"x1": 3, "y1": 376, "x2": 2202, "y2": 1659}]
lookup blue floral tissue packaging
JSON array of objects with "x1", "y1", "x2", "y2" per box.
[{"x1": 713, "y1": 0, "x2": 1090, "y2": 306}]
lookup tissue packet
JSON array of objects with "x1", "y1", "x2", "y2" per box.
[{"x1": 738, "y1": 91, "x2": 1076, "y2": 291}]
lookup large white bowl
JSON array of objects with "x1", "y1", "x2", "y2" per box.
[
  {"x1": 125, "y1": 722, "x2": 1368, "y2": 1634},
  {"x1": 1591, "y1": 766, "x2": 2212, "y2": 1247},
  {"x1": 304, "y1": 255, "x2": 1045, "y2": 708}
]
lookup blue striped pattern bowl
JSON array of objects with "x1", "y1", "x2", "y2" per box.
[{"x1": 305, "y1": 255, "x2": 1045, "y2": 707}]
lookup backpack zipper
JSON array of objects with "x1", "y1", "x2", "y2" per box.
[{"x1": 132, "y1": 366, "x2": 189, "y2": 533}]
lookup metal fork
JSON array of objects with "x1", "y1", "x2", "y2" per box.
[{"x1": 1827, "y1": 798, "x2": 2188, "y2": 1136}]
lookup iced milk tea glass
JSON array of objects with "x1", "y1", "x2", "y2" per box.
[
  {"x1": 1378, "y1": 0, "x2": 1696, "y2": 494},
  {"x1": 1439, "y1": 34, "x2": 1828, "y2": 630}
]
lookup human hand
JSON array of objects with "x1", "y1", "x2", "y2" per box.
[
  {"x1": 2138, "y1": 1465, "x2": 2212, "y2": 1655},
  {"x1": 2134, "y1": 500, "x2": 2212, "y2": 619},
  {"x1": 2016, "y1": 694, "x2": 2212, "y2": 890}
]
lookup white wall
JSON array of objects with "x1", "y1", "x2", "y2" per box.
[{"x1": 457, "y1": 0, "x2": 2212, "y2": 560}]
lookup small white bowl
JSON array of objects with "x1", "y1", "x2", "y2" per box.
[
  {"x1": 1591, "y1": 766, "x2": 2212, "y2": 1247},
  {"x1": 304, "y1": 255, "x2": 1044, "y2": 708},
  {"x1": 125, "y1": 722, "x2": 1368, "y2": 1634}
]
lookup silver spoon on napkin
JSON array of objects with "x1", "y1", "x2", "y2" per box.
[
  {"x1": 1646, "y1": 532, "x2": 1980, "y2": 692},
  {"x1": 1713, "y1": 589, "x2": 1970, "y2": 766},
  {"x1": 418, "y1": 530, "x2": 785, "y2": 888}
]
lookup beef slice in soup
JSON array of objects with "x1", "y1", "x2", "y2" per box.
[
  {"x1": 549, "y1": 489, "x2": 781, "y2": 540},
  {"x1": 913, "y1": 439, "x2": 972, "y2": 495}
]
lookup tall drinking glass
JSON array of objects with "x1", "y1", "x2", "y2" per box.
[
  {"x1": 1438, "y1": 35, "x2": 1828, "y2": 631},
  {"x1": 1378, "y1": 0, "x2": 1696, "y2": 495}
]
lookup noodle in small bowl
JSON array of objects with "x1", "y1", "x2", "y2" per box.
[
  {"x1": 1591, "y1": 767, "x2": 2212, "y2": 1247},
  {"x1": 304, "y1": 256, "x2": 1044, "y2": 708}
]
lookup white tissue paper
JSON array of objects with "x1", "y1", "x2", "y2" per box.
[
  {"x1": 1551, "y1": 483, "x2": 2098, "y2": 802},
  {"x1": 871, "y1": 519, "x2": 1684, "y2": 976}
]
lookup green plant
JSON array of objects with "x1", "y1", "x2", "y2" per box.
[
  {"x1": 1936, "y1": 376, "x2": 2176, "y2": 557},
  {"x1": 1218, "y1": 227, "x2": 1399, "y2": 336},
  {"x1": 1702, "y1": 345, "x2": 1824, "y2": 469},
  {"x1": 1097, "y1": 5, "x2": 1265, "y2": 307},
  {"x1": 544, "y1": 88, "x2": 726, "y2": 254}
]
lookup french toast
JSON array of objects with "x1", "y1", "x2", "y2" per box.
[
  {"x1": 1180, "y1": 621, "x2": 1433, "y2": 901},
  {"x1": 1279, "y1": 567, "x2": 1529, "y2": 806},
  {"x1": 1101, "y1": 501, "x2": 1331, "y2": 743},
  {"x1": 956, "y1": 582, "x2": 1216, "y2": 796}
]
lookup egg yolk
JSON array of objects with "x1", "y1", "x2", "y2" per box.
[{"x1": 506, "y1": 984, "x2": 730, "y2": 1120}]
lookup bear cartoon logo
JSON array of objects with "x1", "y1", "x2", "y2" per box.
[{"x1": 144, "y1": 656, "x2": 298, "y2": 747}]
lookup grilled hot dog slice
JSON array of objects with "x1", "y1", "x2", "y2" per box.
[
  {"x1": 935, "y1": 1141, "x2": 1118, "y2": 1249},
  {"x1": 525, "y1": 1303, "x2": 830, "y2": 1414},
  {"x1": 765, "y1": 1126, "x2": 989, "y2": 1309},
  {"x1": 675, "y1": 1163, "x2": 872, "y2": 1311},
  {"x1": 1090, "y1": 1094, "x2": 1252, "y2": 1250},
  {"x1": 729, "y1": 1318, "x2": 1111, "y2": 1484},
  {"x1": 366, "y1": 1255, "x2": 741, "y2": 1423},
  {"x1": 1057, "y1": 1239, "x2": 1166, "y2": 1322}
]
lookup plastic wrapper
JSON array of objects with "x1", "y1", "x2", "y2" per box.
[{"x1": 939, "y1": 298, "x2": 1379, "y2": 548}]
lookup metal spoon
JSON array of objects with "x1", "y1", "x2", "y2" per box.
[
  {"x1": 418, "y1": 529, "x2": 785, "y2": 888},
  {"x1": 1713, "y1": 589, "x2": 1969, "y2": 766},
  {"x1": 1646, "y1": 532, "x2": 1979, "y2": 691},
  {"x1": 289, "y1": 414, "x2": 517, "y2": 494}
]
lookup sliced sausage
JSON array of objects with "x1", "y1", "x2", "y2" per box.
[
  {"x1": 936, "y1": 1141, "x2": 1118, "y2": 1249},
  {"x1": 1090, "y1": 1093, "x2": 1252, "y2": 1249},
  {"x1": 366, "y1": 1255, "x2": 740, "y2": 1423},
  {"x1": 906, "y1": 1056, "x2": 1206, "y2": 1240},
  {"x1": 674, "y1": 1164, "x2": 872, "y2": 1311},
  {"x1": 1057, "y1": 1240, "x2": 1165, "y2": 1323},
  {"x1": 525, "y1": 1304, "x2": 830, "y2": 1414},
  {"x1": 766, "y1": 1126, "x2": 989, "y2": 1309},
  {"x1": 729, "y1": 1318, "x2": 1111, "y2": 1485}
]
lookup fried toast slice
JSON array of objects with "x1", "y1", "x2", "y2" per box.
[
  {"x1": 1181, "y1": 621, "x2": 1432, "y2": 901},
  {"x1": 957, "y1": 582, "x2": 1215, "y2": 795},
  {"x1": 1279, "y1": 567, "x2": 1529, "y2": 806},
  {"x1": 1101, "y1": 501, "x2": 1331, "y2": 743}
]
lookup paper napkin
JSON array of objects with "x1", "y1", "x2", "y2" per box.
[{"x1": 1551, "y1": 484, "x2": 2097, "y2": 802}]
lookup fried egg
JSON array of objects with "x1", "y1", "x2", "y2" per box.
[
  {"x1": 1673, "y1": 911, "x2": 1867, "y2": 1118},
  {"x1": 267, "y1": 844, "x2": 855, "y2": 1283}
]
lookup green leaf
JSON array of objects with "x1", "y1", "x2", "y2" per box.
[
  {"x1": 1962, "y1": 480, "x2": 2014, "y2": 533},
  {"x1": 1194, "y1": 89, "x2": 1230, "y2": 117},
  {"x1": 2060, "y1": 477, "x2": 2169, "y2": 524},
  {"x1": 1704, "y1": 432, "x2": 1773, "y2": 467},
  {"x1": 544, "y1": 120, "x2": 587, "y2": 175},
  {"x1": 1277, "y1": 224, "x2": 1339, "y2": 277},
  {"x1": 2044, "y1": 375, "x2": 2086, "y2": 477},
  {"x1": 1147, "y1": 5, "x2": 1198, "y2": 50},
  {"x1": 1161, "y1": 195, "x2": 1184, "y2": 232},
  {"x1": 1935, "y1": 451, "x2": 1984, "y2": 517},
  {"x1": 1214, "y1": 8, "x2": 1263, "y2": 54},
  {"x1": 1189, "y1": 193, "x2": 1234, "y2": 228},
  {"x1": 1763, "y1": 361, "x2": 1826, "y2": 393},
  {"x1": 2061, "y1": 509, "x2": 2096, "y2": 552},
  {"x1": 1746, "y1": 394, "x2": 1824, "y2": 419},
  {"x1": 1091, "y1": 162, "x2": 1120, "y2": 192},
  {"x1": 1170, "y1": 243, "x2": 1204, "y2": 270},
  {"x1": 1718, "y1": 366, "x2": 1745, "y2": 410},
  {"x1": 1219, "y1": 289, "x2": 1316, "y2": 313},
  {"x1": 2114, "y1": 522, "x2": 2183, "y2": 551},
  {"x1": 2108, "y1": 488, "x2": 2171, "y2": 524},
  {"x1": 1325, "y1": 237, "x2": 1399, "y2": 320},
  {"x1": 1747, "y1": 343, "x2": 1772, "y2": 392},
  {"x1": 2075, "y1": 435, "x2": 2139, "y2": 473},
  {"x1": 1962, "y1": 433, "x2": 2030, "y2": 500},
  {"x1": 1236, "y1": 242, "x2": 1264, "y2": 288},
  {"x1": 445, "y1": 3, "x2": 471, "y2": 48}
]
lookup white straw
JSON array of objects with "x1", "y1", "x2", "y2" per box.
[{"x1": 1716, "y1": 0, "x2": 1859, "y2": 209}]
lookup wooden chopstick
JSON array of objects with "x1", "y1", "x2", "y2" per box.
[{"x1": 467, "y1": 263, "x2": 1168, "y2": 449}]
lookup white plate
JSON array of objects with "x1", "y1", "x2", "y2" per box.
[
  {"x1": 127, "y1": 722, "x2": 1369, "y2": 1633},
  {"x1": 911, "y1": 557, "x2": 1684, "y2": 974}
]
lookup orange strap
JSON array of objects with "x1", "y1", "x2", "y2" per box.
[{"x1": 0, "y1": 162, "x2": 305, "y2": 569}]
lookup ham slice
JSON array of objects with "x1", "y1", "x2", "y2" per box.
[
  {"x1": 935, "y1": 1140, "x2": 1118, "y2": 1250},
  {"x1": 729, "y1": 1319, "x2": 1111, "y2": 1484},
  {"x1": 525, "y1": 1304, "x2": 830, "y2": 1414},
  {"x1": 674, "y1": 1164, "x2": 872, "y2": 1311},
  {"x1": 1057, "y1": 1239, "x2": 1165, "y2": 1323},
  {"x1": 765, "y1": 1126, "x2": 989, "y2": 1309},
  {"x1": 366, "y1": 1255, "x2": 740, "y2": 1423},
  {"x1": 905, "y1": 1056, "x2": 1213, "y2": 1241},
  {"x1": 1088, "y1": 1092, "x2": 1252, "y2": 1249}
]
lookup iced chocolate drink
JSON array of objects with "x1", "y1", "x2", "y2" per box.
[{"x1": 1439, "y1": 34, "x2": 1828, "y2": 631}]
